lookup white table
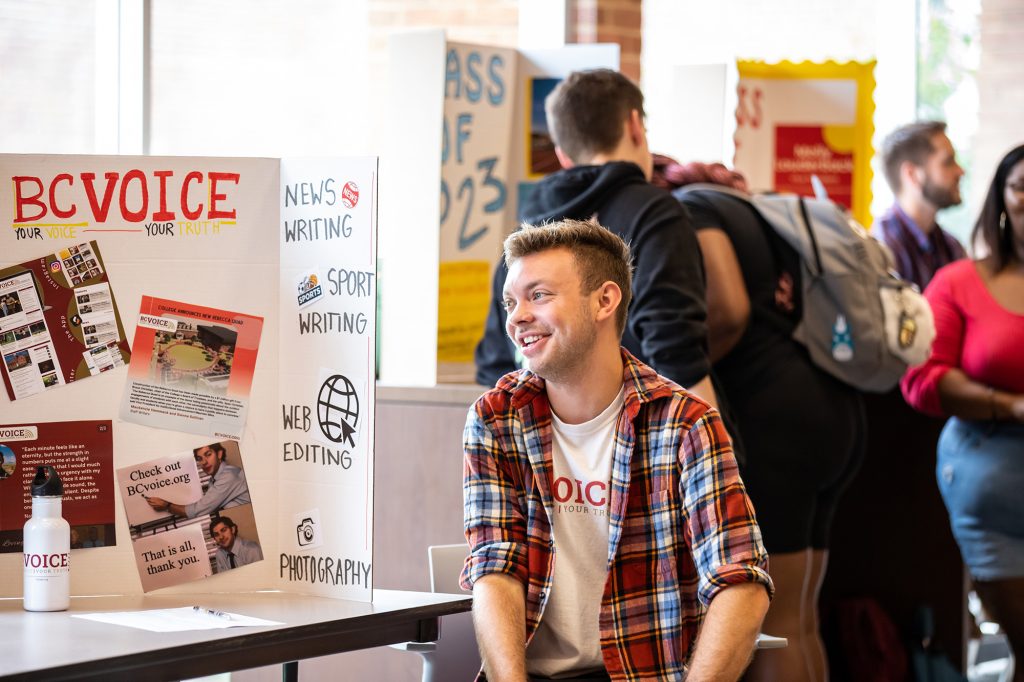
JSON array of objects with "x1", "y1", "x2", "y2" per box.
[{"x1": 0, "y1": 589, "x2": 472, "y2": 681}]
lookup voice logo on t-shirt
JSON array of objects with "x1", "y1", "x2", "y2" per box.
[{"x1": 553, "y1": 476, "x2": 608, "y2": 517}]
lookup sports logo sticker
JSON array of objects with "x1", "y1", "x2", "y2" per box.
[{"x1": 296, "y1": 270, "x2": 324, "y2": 309}]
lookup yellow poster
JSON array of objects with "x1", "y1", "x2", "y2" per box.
[
  {"x1": 437, "y1": 260, "x2": 491, "y2": 364},
  {"x1": 734, "y1": 60, "x2": 875, "y2": 227}
]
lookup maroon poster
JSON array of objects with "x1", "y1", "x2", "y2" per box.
[
  {"x1": 773, "y1": 125, "x2": 854, "y2": 210},
  {"x1": 0, "y1": 240, "x2": 130, "y2": 401},
  {"x1": 0, "y1": 420, "x2": 115, "y2": 553}
]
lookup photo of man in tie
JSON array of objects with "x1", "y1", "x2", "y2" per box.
[{"x1": 211, "y1": 514, "x2": 263, "y2": 573}]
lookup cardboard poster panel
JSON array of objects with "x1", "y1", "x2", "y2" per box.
[
  {"x1": 733, "y1": 60, "x2": 876, "y2": 227},
  {"x1": 380, "y1": 34, "x2": 617, "y2": 387},
  {"x1": 436, "y1": 42, "x2": 518, "y2": 382},
  {"x1": 277, "y1": 157, "x2": 377, "y2": 599}
]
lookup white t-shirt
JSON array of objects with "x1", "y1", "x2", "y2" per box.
[{"x1": 526, "y1": 390, "x2": 624, "y2": 678}]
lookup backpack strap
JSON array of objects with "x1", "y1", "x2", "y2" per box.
[{"x1": 796, "y1": 196, "x2": 825, "y2": 277}]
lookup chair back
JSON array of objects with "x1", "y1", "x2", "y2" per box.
[
  {"x1": 428, "y1": 544, "x2": 469, "y2": 594},
  {"x1": 424, "y1": 544, "x2": 478, "y2": 682}
]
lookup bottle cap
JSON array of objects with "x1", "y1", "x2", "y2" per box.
[{"x1": 30, "y1": 466, "x2": 63, "y2": 497}]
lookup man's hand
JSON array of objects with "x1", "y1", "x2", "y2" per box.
[
  {"x1": 145, "y1": 496, "x2": 170, "y2": 511},
  {"x1": 472, "y1": 573, "x2": 528, "y2": 682},
  {"x1": 687, "y1": 582, "x2": 770, "y2": 681},
  {"x1": 145, "y1": 496, "x2": 187, "y2": 517}
]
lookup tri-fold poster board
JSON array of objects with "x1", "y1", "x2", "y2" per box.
[{"x1": 0, "y1": 153, "x2": 377, "y2": 600}]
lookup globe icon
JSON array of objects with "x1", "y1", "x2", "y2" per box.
[{"x1": 317, "y1": 374, "x2": 359, "y2": 446}]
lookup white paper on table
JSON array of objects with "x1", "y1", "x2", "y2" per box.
[{"x1": 72, "y1": 607, "x2": 283, "y2": 632}]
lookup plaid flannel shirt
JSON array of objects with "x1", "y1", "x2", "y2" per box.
[{"x1": 461, "y1": 350, "x2": 772, "y2": 680}]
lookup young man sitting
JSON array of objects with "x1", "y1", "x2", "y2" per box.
[{"x1": 462, "y1": 219, "x2": 773, "y2": 681}]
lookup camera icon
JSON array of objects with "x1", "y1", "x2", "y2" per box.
[{"x1": 296, "y1": 518, "x2": 316, "y2": 546}]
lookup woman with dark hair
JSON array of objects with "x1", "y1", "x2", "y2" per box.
[
  {"x1": 903, "y1": 144, "x2": 1024, "y2": 678},
  {"x1": 657, "y1": 158, "x2": 865, "y2": 681}
]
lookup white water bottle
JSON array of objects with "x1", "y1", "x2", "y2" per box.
[{"x1": 23, "y1": 465, "x2": 70, "y2": 612}]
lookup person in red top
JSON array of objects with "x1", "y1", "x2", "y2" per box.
[{"x1": 902, "y1": 144, "x2": 1024, "y2": 674}]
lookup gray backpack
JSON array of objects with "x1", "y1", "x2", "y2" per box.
[{"x1": 679, "y1": 185, "x2": 935, "y2": 393}]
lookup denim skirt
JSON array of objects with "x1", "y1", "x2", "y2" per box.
[{"x1": 936, "y1": 418, "x2": 1024, "y2": 581}]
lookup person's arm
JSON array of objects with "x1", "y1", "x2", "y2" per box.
[
  {"x1": 910, "y1": 264, "x2": 1024, "y2": 420},
  {"x1": 937, "y1": 368, "x2": 1024, "y2": 421},
  {"x1": 680, "y1": 408, "x2": 773, "y2": 673},
  {"x1": 460, "y1": 398, "x2": 532, "y2": 676},
  {"x1": 686, "y1": 374, "x2": 718, "y2": 410},
  {"x1": 694, "y1": 228, "x2": 750, "y2": 363},
  {"x1": 145, "y1": 496, "x2": 188, "y2": 518},
  {"x1": 687, "y1": 582, "x2": 769, "y2": 681},
  {"x1": 902, "y1": 264, "x2": 977, "y2": 417},
  {"x1": 472, "y1": 573, "x2": 528, "y2": 682},
  {"x1": 186, "y1": 467, "x2": 249, "y2": 518}
]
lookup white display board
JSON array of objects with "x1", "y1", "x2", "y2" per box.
[
  {"x1": 277, "y1": 157, "x2": 377, "y2": 599},
  {"x1": 0, "y1": 154, "x2": 377, "y2": 601}
]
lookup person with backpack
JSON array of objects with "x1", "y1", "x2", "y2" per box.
[
  {"x1": 902, "y1": 144, "x2": 1024, "y2": 680},
  {"x1": 661, "y1": 158, "x2": 866, "y2": 682}
]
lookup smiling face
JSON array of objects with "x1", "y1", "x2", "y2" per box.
[
  {"x1": 503, "y1": 248, "x2": 598, "y2": 384},
  {"x1": 195, "y1": 446, "x2": 224, "y2": 477},
  {"x1": 211, "y1": 521, "x2": 237, "y2": 550},
  {"x1": 919, "y1": 133, "x2": 964, "y2": 209}
]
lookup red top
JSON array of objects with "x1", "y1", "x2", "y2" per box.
[{"x1": 902, "y1": 259, "x2": 1024, "y2": 417}]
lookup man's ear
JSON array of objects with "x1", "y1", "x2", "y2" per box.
[
  {"x1": 593, "y1": 281, "x2": 623, "y2": 323},
  {"x1": 555, "y1": 146, "x2": 575, "y2": 170},
  {"x1": 901, "y1": 160, "x2": 924, "y2": 191},
  {"x1": 626, "y1": 109, "x2": 645, "y2": 147}
]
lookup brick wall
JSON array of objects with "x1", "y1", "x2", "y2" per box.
[
  {"x1": 973, "y1": 0, "x2": 1024, "y2": 215},
  {"x1": 571, "y1": 0, "x2": 642, "y2": 82}
]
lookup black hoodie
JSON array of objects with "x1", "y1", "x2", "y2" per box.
[{"x1": 474, "y1": 161, "x2": 711, "y2": 390}]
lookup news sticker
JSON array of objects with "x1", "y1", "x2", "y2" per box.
[{"x1": 341, "y1": 181, "x2": 359, "y2": 209}]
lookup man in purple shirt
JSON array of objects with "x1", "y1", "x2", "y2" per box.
[{"x1": 872, "y1": 121, "x2": 966, "y2": 289}]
